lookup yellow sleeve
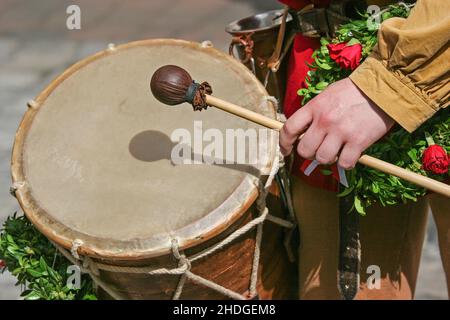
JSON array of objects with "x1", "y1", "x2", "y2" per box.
[{"x1": 349, "y1": 0, "x2": 450, "y2": 132}]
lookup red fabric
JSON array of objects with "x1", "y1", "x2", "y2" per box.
[
  {"x1": 283, "y1": 33, "x2": 339, "y2": 192},
  {"x1": 278, "y1": 0, "x2": 331, "y2": 9},
  {"x1": 283, "y1": 34, "x2": 318, "y2": 118},
  {"x1": 278, "y1": 0, "x2": 310, "y2": 10}
]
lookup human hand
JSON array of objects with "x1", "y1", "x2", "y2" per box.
[{"x1": 279, "y1": 78, "x2": 395, "y2": 169}]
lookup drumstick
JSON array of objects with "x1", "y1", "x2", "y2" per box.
[{"x1": 150, "y1": 65, "x2": 450, "y2": 197}]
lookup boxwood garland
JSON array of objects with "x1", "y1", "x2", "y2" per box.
[{"x1": 0, "y1": 213, "x2": 96, "y2": 300}]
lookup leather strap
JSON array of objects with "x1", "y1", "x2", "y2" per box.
[
  {"x1": 289, "y1": 0, "x2": 360, "y2": 37},
  {"x1": 291, "y1": 7, "x2": 330, "y2": 37},
  {"x1": 266, "y1": 6, "x2": 290, "y2": 72},
  {"x1": 337, "y1": 186, "x2": 361, "y2": 300}
]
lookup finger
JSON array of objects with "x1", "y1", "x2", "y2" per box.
[
  {"x1": 338, "y1": 144, "x2": 362, "y2": 169},
  {"x1": 296, "y1": 122, "x2": 326, "y2": 160},
  {"x1": 279, "y1": 106, "x2": 313, "y2": 156},
  {"x1": 315, "y1": 134, "x2": 343, "y2": 164}
]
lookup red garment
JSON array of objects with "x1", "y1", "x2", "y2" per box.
[
  {"x1": 284, "y1": 34, "x2": 339, "y2": 192},
  {"x1": 278, "y1": 0, "x2": 309, "y2": 10},
  {"x1": 278, "y1": 0, "x2": 331, "y2": 9},
  {"x1": 280, "y1": 0, "x2": 338, "y2": 192}
]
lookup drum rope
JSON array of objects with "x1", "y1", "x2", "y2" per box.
[
  {"x1": 51, "y1": 240, "x2": 127, "y2": 300},
  {"x1": 52, "y1": 96, "x2": 297, "y2": 300}
]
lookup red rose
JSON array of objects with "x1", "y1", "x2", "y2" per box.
[
  {"x1": 327, "y1": 42, "x2": 362, "y2": 70},
  {"x1": 422, "y1": 145, "x2": 449, "y2": 175},
  {"x1": 0, "y1": 260, "x2": 5, "y2": 268}
]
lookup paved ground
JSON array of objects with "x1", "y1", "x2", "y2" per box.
[{"x1": 0, "y1": 0, "x2": 447, "y2": 299}]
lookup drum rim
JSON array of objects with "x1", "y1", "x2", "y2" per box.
[{"x1": 11, "y1": 38, "x2": 277, "y2": 260}]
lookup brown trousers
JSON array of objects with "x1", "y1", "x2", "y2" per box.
[{"x1": 291, "y1": 176, "x2": 450, "y2": 299}]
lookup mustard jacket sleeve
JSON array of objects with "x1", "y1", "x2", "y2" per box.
[{"x1": 349, "y1": 0, "x2": 450, "y2": 132}]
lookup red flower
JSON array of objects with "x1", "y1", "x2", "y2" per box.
[
  {"x1": 422, "y1": 145, "x2": 449, "y2": 175},
  {"x1": 327, "y1": 42, "x2": 362, "y2": 70},
  {"x1": 0, "y1": 260, "x2": 5, "y2": 268}
]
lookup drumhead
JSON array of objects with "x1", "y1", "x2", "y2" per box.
[{"x1": 11, "y1": 39, "x2": 277, "y2": 259}]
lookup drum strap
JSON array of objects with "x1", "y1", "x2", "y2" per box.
[
  {"x1": 337, "y1": 186, "x2": 361, "y2": 300},
  {"x1": 266, "y1": 6, "x2": 290, "y2": 72},
  {"x1": 289, "y1": 0, "x2": 367, "y2": 38}
]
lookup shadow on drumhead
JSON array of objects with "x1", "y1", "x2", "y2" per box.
[
  {"x1": 128, "y1": 130, "x2": 261, "y2": 177},
  {"x1": 129, "y1": 130, "x2": 174, "y2": 162}
]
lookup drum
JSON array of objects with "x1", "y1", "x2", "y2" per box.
[{"x1": 11, "y1": 39, "x2": 297, "y2": 299}]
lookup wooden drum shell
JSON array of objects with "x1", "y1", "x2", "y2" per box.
[{"x1": 96, "y1": 194, "x2": 297, "y2": 300}]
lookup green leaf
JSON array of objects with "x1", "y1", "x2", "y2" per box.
[
  {"x1": 338, "y1": 186, "x2": 354, "y2": 197},
  {"x1": 320, "y1": 46, "x2": 329, "y2": 56},
  {"x1": 39, "y1": 256, "x2": 47, "y2": 271},
  {"x1": 321, "y1": 169, "x2": 333, "y2": 176},
  {"x1": 347, "y1": 38, "x2": 361, "y2": 46},
  {"x1": 407, "y1": 149, "x2": 418, "y2": 161},
  {"x1": 6, "y1": 234, "x2": 14, "y2": 243},
  {"x1": 356, "y1": 178, "x2": 363, "y2": 188},
  {"x1": 12, "y1": 267, "x2": 22, "y2": 275},
  {"x1": 309, "y1": 86, "x2": 323, "y2": 94},
  {"x1": 315, "y1": 59, "x2": 333, "y2": 70},
  {"x1": 403, "y1": 193, "x2": 417, "y2": 201},
  {"x1": 47, "y1": 267, "x2": 60, "y2": 282},
  {"x1": 424, "y1": 131, "x2": 435, "y2": 146},
  {"x1": 24, "y1": 291, "x2": 41, "y2": 300},
  {"x1": 316, "y1": 81, "x2": 329, "y2": 90},
  {"x1": 27, "y1": 269, "x2": 43, "y2": 278},
  {"x1": 7, "y1": 246, "x2": 17, "y2": 255},
  {"x1": 297, "y1": 88, "x2": 308, "y2": 96},
  {"x1": 371, "y1": 183, "x2": 380, "y2": 194},
  {"x1": 320, "y1": 38, "x2": 330, "y2": 46},
  {"x1": 354, "y1": 196, "x2": 366, "y2": 216},
  {"x1": 381, "y1": 12, "x2": 393, "y2": 21}
]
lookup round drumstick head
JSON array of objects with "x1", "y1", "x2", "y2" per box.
[
  {"x1": 150, "y1": 65, "x2": 193, "y2": 105},
  {"x1": 150, "y1": 65, "x2": 213, "y2": 111}
]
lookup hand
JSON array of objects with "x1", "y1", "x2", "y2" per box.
[{"x1": 279, "y1": 78, "x2": 395, "y2": 169}]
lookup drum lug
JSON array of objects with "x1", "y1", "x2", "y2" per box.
[
  {"x1": 106, "y1": 43, "x2": 117, "y2": 52},
  {"x1": 201, "y1": 40, "x2": 214, "y2": 48},
  {"x1": 9, "y1": 186, "x2": 17, "y2": 198},
  {"x1": 243, "y1": 290, "x2": 259, "y2": 300},
  {"x1": 27, "y1": 100, "x2": 39, "y2": 110},
  {"x1": 10, "y1": 181, "x2": 25, "y2": 198}
]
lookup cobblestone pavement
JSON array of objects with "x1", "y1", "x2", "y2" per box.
[{"x1": 0, "y1": 0, "x2": 447, "y2": 299}]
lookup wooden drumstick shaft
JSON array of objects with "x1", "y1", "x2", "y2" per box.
[
  {"x1": 206, "y1": 94, "x2": 450, "y2": 197},
  {"x1": 358, "y1": 155, "x2": 450, "y2": 197},
  {"x1": 206, "y1": 95, "x2": 284, "y2": 130}
]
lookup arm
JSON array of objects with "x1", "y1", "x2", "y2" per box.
[{"x1": 350, "y1": 0, "x2": 450, "y2": 132}]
